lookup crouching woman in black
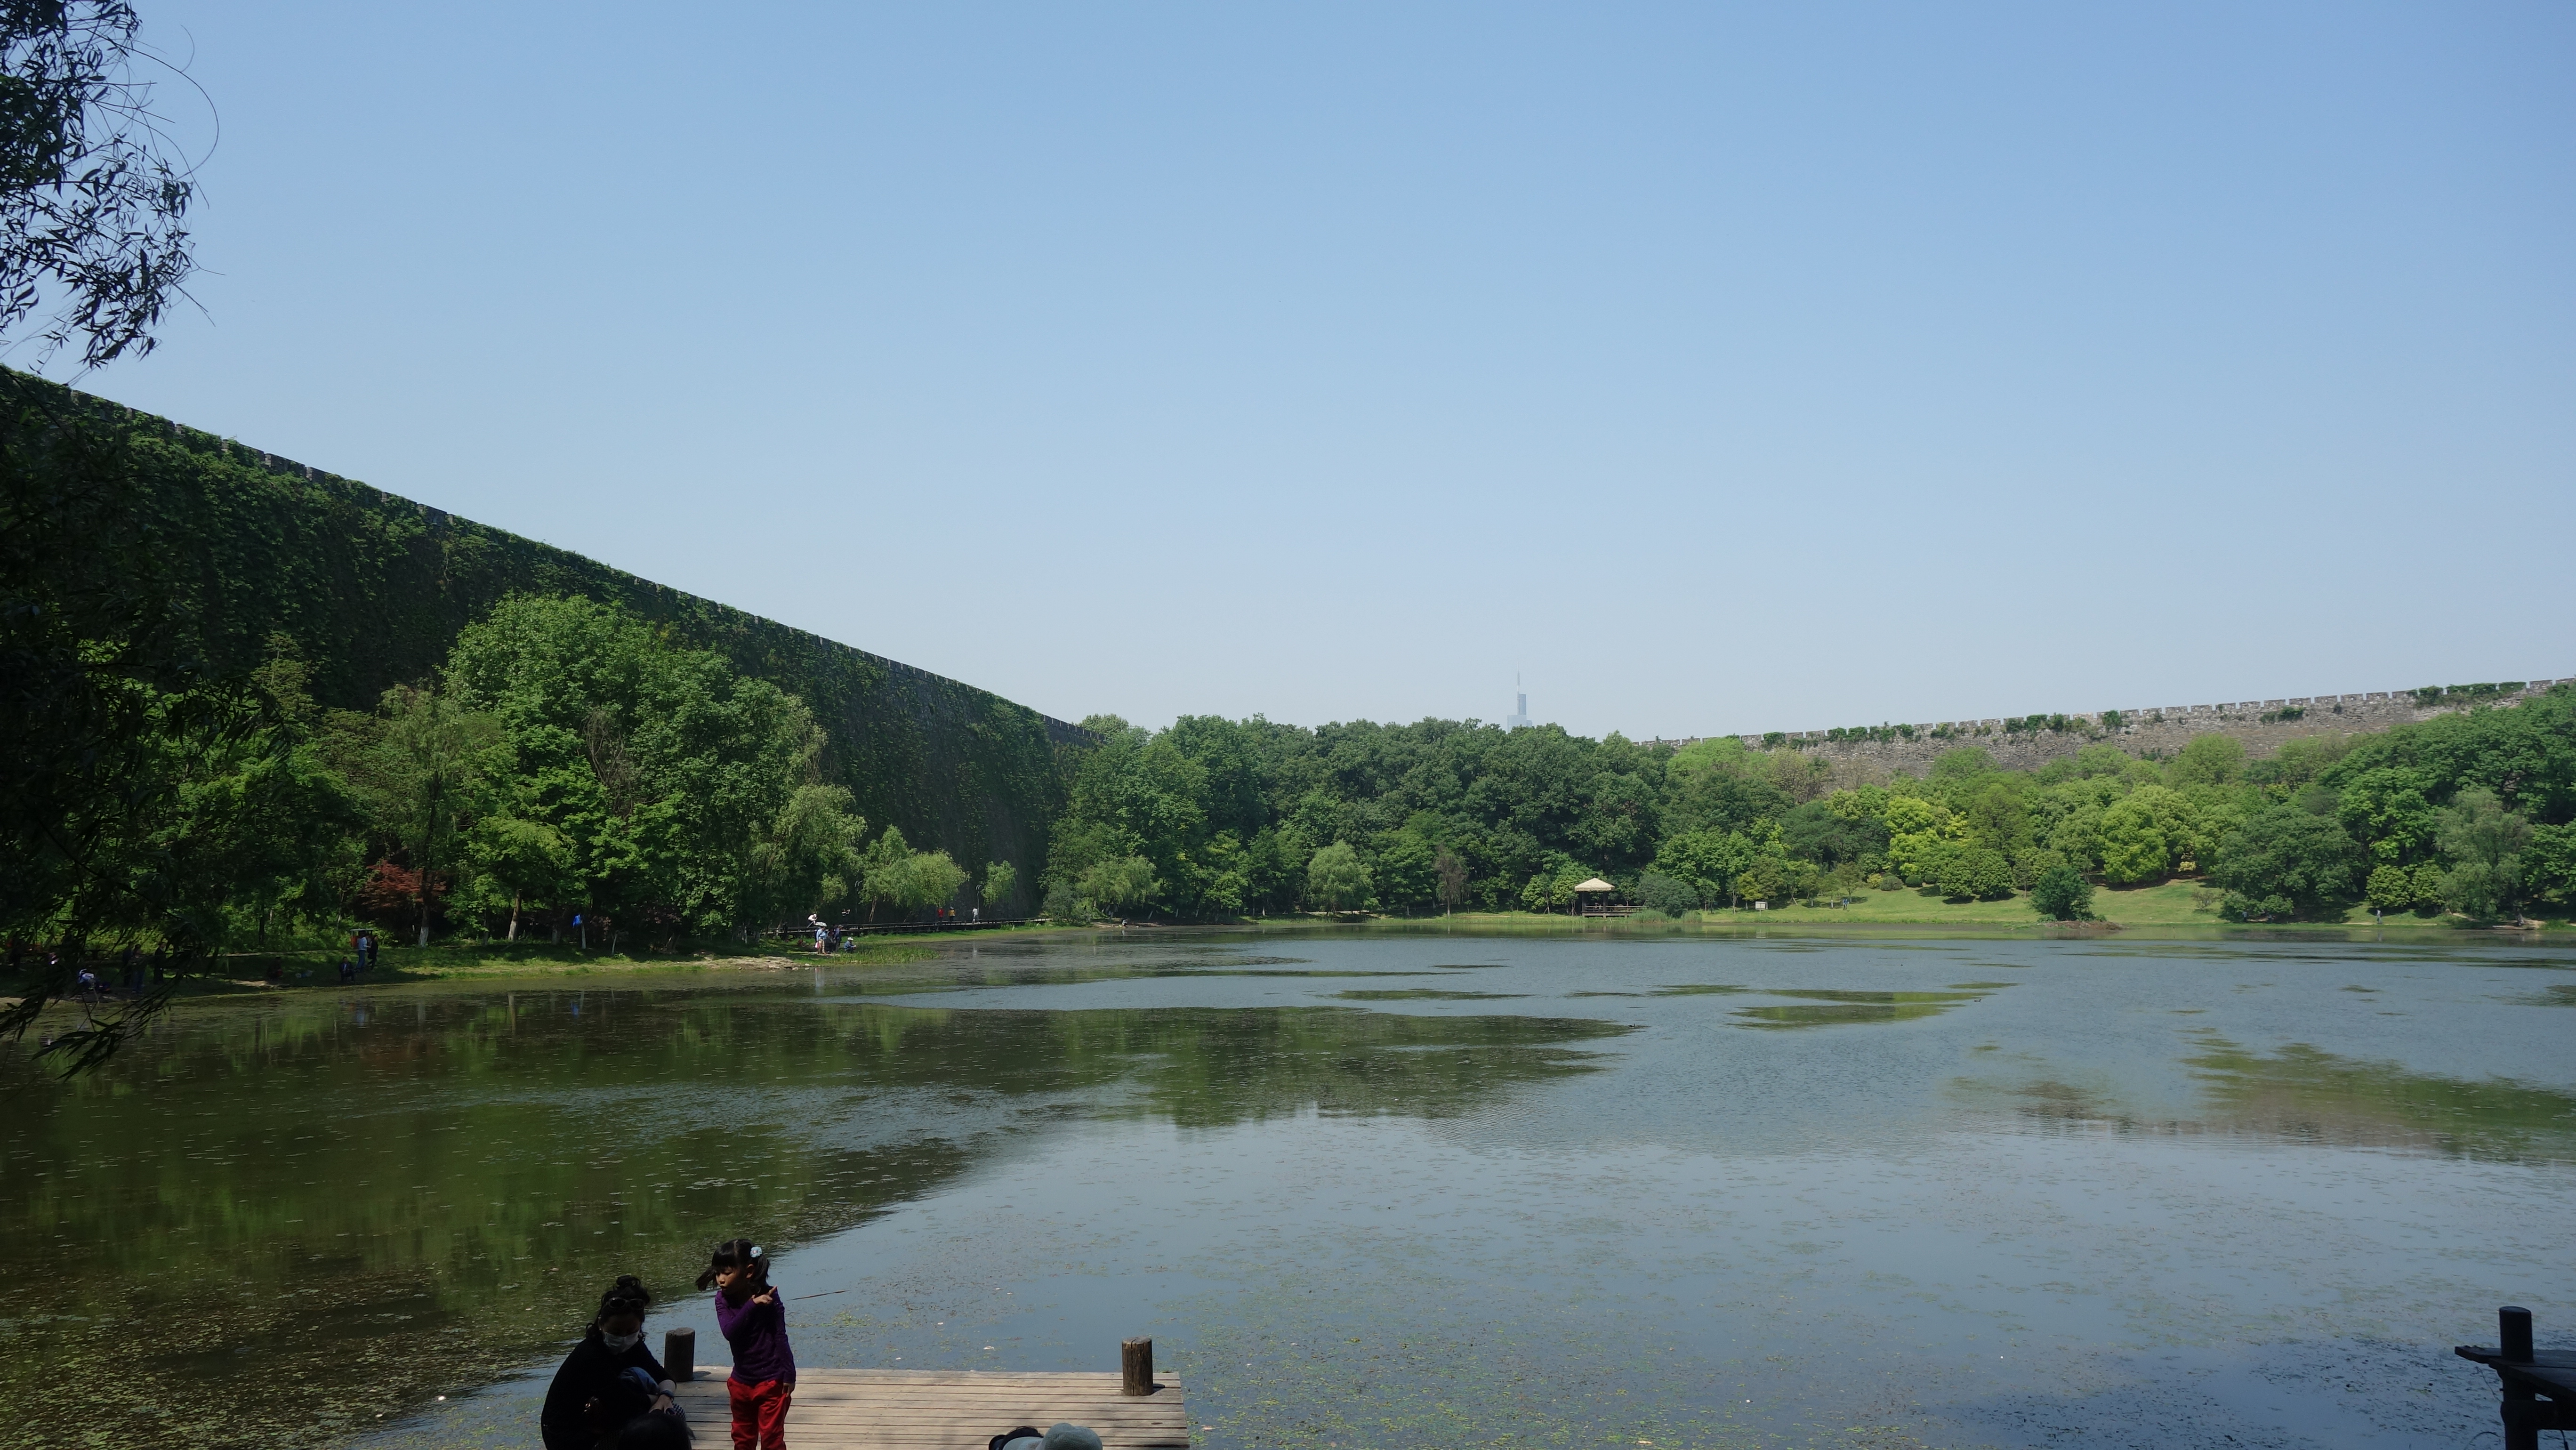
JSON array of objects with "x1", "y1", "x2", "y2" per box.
[{"x1": 542, "y1": 1276, "x2": 678, "y2": 1450}]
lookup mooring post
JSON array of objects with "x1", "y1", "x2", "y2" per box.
[
  {"x1": 664, "y1": 1327, "x2": 696, "y2": 1384},
  {"x1": 2501, "y1": 1306, "x2": 2538, "y2": 1450},
  {"x1": 1121, "y1": 1336, "x2": 1154, "y2": 1396}
]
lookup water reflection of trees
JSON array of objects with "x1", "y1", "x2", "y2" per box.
[
  {"x1": 1994, "y1": 1033, "x2": 2576, "y2": 1165},
  {"x1": 0, "y1": 991, "x2": 1627, "y2": 1449}
]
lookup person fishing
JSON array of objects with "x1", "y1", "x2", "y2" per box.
[
  {"x1": 540, "y1": 1276, "x2": 678, "y2": 1450},
  {"x1": 700, "y1": 1239, "x2": 796, "y2": 1450}
]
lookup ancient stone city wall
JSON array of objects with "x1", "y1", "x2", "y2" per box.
[{"x1": 1641, "y1": 679, "x2": 2569, "y2": 774}]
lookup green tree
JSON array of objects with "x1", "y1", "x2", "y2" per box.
[
  {"x1": 2321, "y1": 685, "x2": 2576, "y2": 831},
  {"x1": 2096, "y1": 785, "x2": 2194, "y2": 885},
  {"x1": 1041, "y1": 878, "x2": 1088, "y2": 922},
  {"x1": 2524, "y1": 823, "x2": 2576, "y2": 909},
  {"x1": 1305, "y1": 842, "x2": 1375, "y2": 911},
  {"x1": 2252, "y1": 736, "x2": 2353, "y2": 792},
  {"x1": 462, "y1": 814, "x2": 574, "y2": 941},
  {"x1": 854, "y1": 825, "x2": 915, "y2": 922},
  {"x1": 2362, "y1": 863, "x2": 2415, "y2": 915},
  {"x1": 1572, "y1": 770, "x2": 1661, "y2": 867},
  {"x1": 2213, "y1": 806, "x2": 2359, "y2": 920},
  {"x1": 0, "y1": 0, "x2": 201, "y2": 368},
  {"x1": 2335, "y1": 768, "x2": 2436, "y2": 866},
  {"x1": 2435, "y1": 787, "x2": 2529, "y2": 921},
  {"x1": 2095, "y1": 803, "x2": 2166, "y2": 884},
  {"x1": 1883, "y1": 795, "x2": 1950, "y2": 836},
  {"x1": 2170, "y1": 733, "x2": 2247, "y2": 787},
  {"x1": 2029, "y1": 862, "x2": 2095, "y2": 921},
  {"x1": 1779, "y1": 799, "x2": 1889, "y2": 867},
  {"x1": 1042, "y1": 717, "x2": 1214, "y2": 914},
  {"x1": 1079, "y1": 854, "x2": 1160, "y2": 916},
  {"x1": 1663, "y1": 740, "x2": 1791, "y2": 836},
  {"x1": 1958, "y1": 779, "x2": 2031, "y2": 854},
  {"x1": 978, "y1": 860, "x2": 1018, "y2": 915},
  {"x1": 905, "y1": 850, "x2": 969, "y2": 913},
  {"x1": 852, "y1": 826, "x2": 972, "y2": 920},
  {"x1": 1434, "y1": 846, "x2": 1469, "y2": 913},
  {"x1": 1243, "y1": 827, "x2": 1311, "y2": 915},
  {"x1": 1935, "y1": 846, "x2": 2014, "y2": 901},
  {"x1": 338, "y1": 682, "x2": 506, "y2": 946},
  {"x1": 1373, "y1": 833, "x2": 1437, "y2": 914},
  {"x1": 1882, "y1": 794, "x2": 1958, "y2": 882},
  {"x1": 738, "y1": 782, "x2": 865, "y2": 929},
  {"x1": 1731, "y1": 852, "x2": 1815, "y2": 907},
  {"x1": 445, "y1": 593, "x2": 845, "y2": 939},
  {"x1": 0, "y1": 623, "x2": 365, "y2": 1067},
  {"x1": 1655, "y1": 829, "x2": 1761, "y2": 907},
  {"x1": 1635, "y1": 870, "x2": 1698, "y2": 915},
  {"x1": 1179, "y1": 831, "x2": 1248, "y2": 917}
]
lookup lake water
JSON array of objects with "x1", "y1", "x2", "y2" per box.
[{"x1": 7, "y1": 929, "x2": 2574, "y2": 1449}]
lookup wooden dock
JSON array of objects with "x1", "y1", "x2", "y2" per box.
[
  {"x1": 671, "y1": 1365, "x2": 1190, "y2": 1449},
  {"x1": 2455, "y1": 1306, "x2": 2574, "y2": 1450}
]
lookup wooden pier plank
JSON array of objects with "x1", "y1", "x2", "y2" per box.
[{"x1": 671, "y1": 1366, "x2": 1190, "y2": 1450}]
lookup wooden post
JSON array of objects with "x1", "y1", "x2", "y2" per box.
[
  {"x1": 2502, "y1": 1305, "x2": 2534, "y2": 1361},
  {"x1": 2501, "y1": 1307, "x2": 2537, "y2": 1450},
  {"x1": 1120, "y1": 1337, "x2": 1154, "y2": 1396},
  {"x1": 664, "y1": 1327, "x2": 696, "y2": 1384}
]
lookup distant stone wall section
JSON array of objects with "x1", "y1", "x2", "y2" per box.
[{"x1": 1641, "y1": 680, "x2": 2568, "y2": 774}]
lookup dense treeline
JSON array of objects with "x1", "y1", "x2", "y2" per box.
[
  {"x1": 6, "y1": 588, "x2": 1011, "y2": 969},
  {"x1": 1039, "y1": 690, "x2": 2576, "y2": 924}
]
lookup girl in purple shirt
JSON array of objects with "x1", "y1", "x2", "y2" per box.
[{"x1": 697, "y1": 1239, "x2": 795, "y2": 1449}]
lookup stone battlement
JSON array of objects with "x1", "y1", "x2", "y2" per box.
[{"x1": 1639, "y1": 678, "x2": 2567, "y2": 773}]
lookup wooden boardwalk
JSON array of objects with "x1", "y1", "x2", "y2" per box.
[{"x1": 672, "y1": 1365, "x2": 1190, "y2": 1450}]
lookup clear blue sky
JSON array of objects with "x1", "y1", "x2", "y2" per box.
[{"x1": 64, "y1": 2, "x2": 2576, "y2": 738}]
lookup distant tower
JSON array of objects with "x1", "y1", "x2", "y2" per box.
[{"x1": 1506, "y1": 675, "x2": 1531, "y2": 731}]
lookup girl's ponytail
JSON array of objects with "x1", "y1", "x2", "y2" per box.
[{"x1": 695, "y1": 1238, "x2": 765, "y2": 1291}]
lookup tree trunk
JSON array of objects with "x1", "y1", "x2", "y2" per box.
[{"x1": 507, "y1": 893, "x2": 520, "y2": 942}]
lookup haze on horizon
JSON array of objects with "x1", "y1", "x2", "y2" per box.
[{"x1": 59, "y1": 2, "x2": 2576, "y2": 741}]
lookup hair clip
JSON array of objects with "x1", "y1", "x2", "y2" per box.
[{"x1": 749, "y1": 1245, "x2": 762, "y2": 1258}]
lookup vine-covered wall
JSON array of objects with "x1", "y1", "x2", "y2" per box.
[{"x1": 10, "y1": 370, "x2": 1079, "y2": 905}]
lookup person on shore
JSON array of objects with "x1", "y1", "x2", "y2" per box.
[
  {"x1": 699, "y1": 1239, "x2": 795, "y2": 1450},
  {"x1": 540, "y1": 1276, "x2": 677, "y2": 1450},
  {"x1": 338, "y1": 957, "x2": 356, "y2": 983}
]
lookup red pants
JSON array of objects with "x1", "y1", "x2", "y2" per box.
[{"x1": 727, "y1": 1376, "x2": 792, "y2": 1450}]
